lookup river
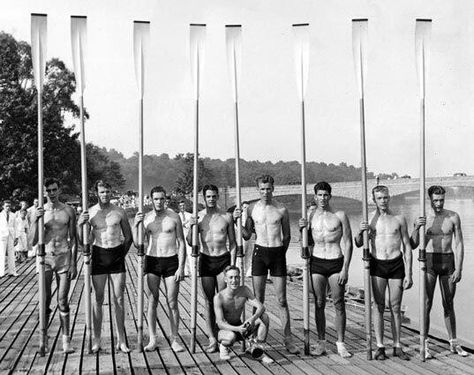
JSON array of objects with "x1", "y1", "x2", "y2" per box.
[{"x1": 280, "y1": 188, "x2": 474, "y2": 346}]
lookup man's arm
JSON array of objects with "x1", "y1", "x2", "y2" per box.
[
  {"x1": 175, "y1": 215, "x2": 186, "y2": 280},
  {"x1": 281, "y1": 207, "x2": 291, "y2": 251},
  {"x1": 410, "y1": 217, "x2": 426, "y2": 249},
  {"x1": 226, "y1": 213, "x2": 237, "y2": 266},
  {"x1": 67, "y1": 206, "x2": 78, "y2": 279},
  {"x1": 119, "y1": 208, "x2": 133, "y2": 254},
  {"x1": 240, "y1": 206, "x2": 254, "y2": 241},
  {"x1": 451, "y1": 213, "x2": 464, "y2": 283},
  {"x1": 339, "y1": 212, "x2": 353, "y2": 284},
  {"x1": 214, "y1": 294, "x2": 243, "y2": 333},
  {"x1": 28, "y1": 209, "x2": 41, "y2": 246},
  {"x1": 244, "y1": 287, "x2": 265, "y2": 324},
  {"x1": 400, "y1": 216, "x2": 413, "y2": 289}
]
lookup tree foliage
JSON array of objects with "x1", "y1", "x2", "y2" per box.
[{"x1": 0, "y1": 32, "x2": 123, "y2": 203}]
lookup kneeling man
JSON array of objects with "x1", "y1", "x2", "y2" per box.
[{"x1": 215, "y1": 265, "x2": 273, "y2": 364}]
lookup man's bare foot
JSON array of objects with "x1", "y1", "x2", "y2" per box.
[
  {"x1": 62, "y1": 335, "x2": 75, "y2": 354},
  {"x1": 171, "y1": 340, "x2": 184, "y2": 353},
  {"x1": 91, "y1": 338, "x2": 101, "y2": 353},
  {"x1": 116, "y1": 342, "x2": 131, "y2": 353},
  {"x1": 205, "y1": 338, "x2": 218, "y2": 353},
  {"x1": 144, "y1": 339, "x2": 159, "y2": 352}
]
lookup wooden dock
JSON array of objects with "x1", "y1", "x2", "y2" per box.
[{"x1": 1, "y1": 252, "x2": 473, "y2": 375}]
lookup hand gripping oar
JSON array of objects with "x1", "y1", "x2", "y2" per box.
[
  {"x1": 292, "y1": 22, "x2": 311, "y2": 355},
  {"x1": 189, "y1": 23, "x2": 206, "y2": 354},
  {"x1": 415, "y1": 19, "x2": 431, "y2": 362},
  {"x1": 71, "y1": 15, "x2": 91, "y2": 353},
  {"x1": 352, "y1": 19, "x2": 372, "y2": 360},
  {"x1": 225, "y1": 24, "x2": 245, "y2": 350},
  {"x1": 31, "y1": 13, "x2": 47, "y2": 357},
  {"x1": 133, "y1": 20, "x2": 150, "y2": 353}
]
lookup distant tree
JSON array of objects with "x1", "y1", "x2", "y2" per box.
[{"x1": 174, "y1": 153, "x2": 214, "y2": 196}]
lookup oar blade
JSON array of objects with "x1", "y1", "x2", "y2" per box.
[
  {"x1": 225, "y1": 25, "x2": 242, "y2": 102},
  {"x1": 71, "y1": 16, "x2": 87, "y2": 94},
  {"x1": 31, "y1": 14, "x2": 47, "y2": 92},
  {"x1": 190, "y1": 24, "x2": 206, "y2": 100},
  {"x1": 292, "y1": 23, "x2": 310, "y2": 101},
  {"x1": 415, "y1": 19, "x2": 432, "y2": 98},
  {"x1": 134, "y1": 21, "x2": 151, "y2": 99},
  {"x1": 352, "y1": 19, "x2": 368, "y2": 98}
]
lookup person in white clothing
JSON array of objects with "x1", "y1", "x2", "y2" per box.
[
  {"x1": 0, "y1": 200, "x2": 18, "y2": 277},
  {"x1": 15, "y1": 209, "x2": 29, "y2": 262},
  {"x1": 178, "y1": 200, "x2": 192, "y2": 276}
]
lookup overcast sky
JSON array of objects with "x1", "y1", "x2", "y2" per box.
[{"x1": 2, "y1": 1, "x2": 473, "y2": 178}]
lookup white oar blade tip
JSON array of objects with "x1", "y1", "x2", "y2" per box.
[
  {"x1": 133, "y1": 21, "x2": 150, "y2": 98},
  {"x1": 71, "y1": 15, "x2": 87, "y2": 93},
  {"x1": 190, "y1": 24, "x2": 206, "y2": 100},
  {"x1": 293, "y1": 23, "x2": 310, "y2": 101},
  {"x1": 292, "y1": 23, "x2": 309, "y2": 27},
  {"x1": 31, "y1": 14, "x2": 48, "y2": 91},
  {"x1": 415, "y1": 19, "x2": 432, "y2": 98},
  {"x1": 225, "y1": 24, "x2": 242, "y2": 28},
  {"x1": 225, "y1": 24, "x2": 242, "y2": 102},
  {"x1": 352, "y1": 18, "x2": 368, "y2": 98}
]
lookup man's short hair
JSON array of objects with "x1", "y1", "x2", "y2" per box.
[
  {"x1": 428, "y1": 185, "x2": 446, "y2": 198},
  {"x1": 95, "y1": 180, "x2": 111, "y2": 192},
  {"x1": 179, "y1": 200, "x2": 186, "y2": 204},
  {"x1": 314, "y1": 181, "x2": 332, "y2": 195},
  {"x1": 242, "y1": 201, "x2": 250, "y2": 206},
  {"x1": 45, "y1": 177, "x2": 60, "y2": 188},
  {"x1": 255, "y1": 175, "x2": 274, "y2": 187},
  {"x1": 372, "y1": 185, "x2": 389, "y2": 199},
  {"x1": 202, "y1": 184, "x2": 219, "y2": 197},
  {"x1": 3, "y1": 200, "x2": 11, "y2": 206},
  {"x1": 224, "y1": 265, "x2": 240, "y2": 275},
  {"x1": 150, "y1": 186, "x2": 167, "y2": 197}
]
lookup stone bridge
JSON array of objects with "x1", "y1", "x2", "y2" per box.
[{"x1": 214, "y1": 176, "x2": 474, "y2": 208}]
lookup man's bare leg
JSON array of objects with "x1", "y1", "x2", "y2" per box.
[
  {"x1": 272, "y1": 276, "x2": 298, "y2": 353},
  {"x1": 92, "y1": 274, "x2": 107, "y2": 352},
  {"x1": 145, "y1": 274, "x2": 160, "y2": 351},
  {"x1": 110, "y1": 272, "x2": 130, "y2": 352},
  {"x1": 311, "y1": 274, "x2": 328, "y2": 341},
  {"x1": 371, "y1": 276, "x2": 388, "y2": 360},
  {"x1": 328, "y1": 273, "x2": 352, "y2": 358},
  {"x1": 387, "y1": 278, "x2": 409, "y2": 360},
  {"x1": 254, "y1": 314, "x2": 274, "y2": 364},
  {"x1": 201, "y1": 276, "x2": 218, "y2": 352},
  {"x1": 44, "y1": 270, "x2": 54, "y2": 351},
  {"x1": 57, "y1": 272, "x2": 74, "y2": 353},
  {"x1": 423, "y1": 273, "x2": 437, "y2": 358},
  {"x1": 164, "y1": 275, "x2": 184, "y2": 352}
]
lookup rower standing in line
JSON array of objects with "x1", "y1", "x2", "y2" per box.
[
  {"x1": 187, "y1": 184, "x2": 236, "y2": 352},
  {"x1": 356, "y1": 185, "x2": 413, "y2": 360},
  {"x1": 78, "y1": 180, "x2": 133, "y2": 353},
  {"x1": 235, "y1": 175, "x2": 299, "y2": 354},
  {"x1": 133, "y1": 186, "x2": 186, "y2": 352},
  {"x1": 30, "y1": 178, "x2": 77, "y2": 353},
  {"x1": 299, "y1": 181, "x2": 353, "y2": 358},
  {"x1": 411, "y1": 185, "x2": 467, "y2": 358}
]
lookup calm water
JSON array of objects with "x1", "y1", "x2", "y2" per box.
[{"x1": 281, "y1": 191, "x2": 474, "y2": 345}]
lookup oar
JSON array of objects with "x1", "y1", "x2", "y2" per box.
[
  {"x1": 225, "y1": 23, "x2": 245, "y2": 350},
  {"x1": 352, "y1": 18, "x2": 372, "y2": 360},
  {"x1": 133, "y1": 20, "x2": 150, "y2": 353},
  {"x1": 189, "y1": 23, "x2": 206, "y2": 354},
  {"x1": 292, "y1": 22, "x2": 310, "y2": 355},
  {"x1": 415, "y1": 18, "x2": 431, "y2": 362},
  {"x1": 71, "y1": 15, "x2": 90, "y2": 353},
  {"x1": 31, "y1": 13, "x2": 47, "y2": 357}
]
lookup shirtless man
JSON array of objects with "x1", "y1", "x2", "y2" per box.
[
  {"x1": 30, "y1": 178, "x2": 77, "y2": 353},
  {"x1": 355, "y1": 185, "x2": 412, "y2": 360},
  {"x1": 298, "y1": 182, "x2": 353, "y2": 358},
  {"x1": 133, "y1": 186, "x2": 186, "y2": 352},
  {"x1": 235, "y1": 175, "x2": 299, "y2": 354},
  {"x1": 187, "y1": 184, "x2": 236, "y2": 352},
  {"x1": 215, "y1": 265, "x2": 273, "y2": 363},
  {"x1": 410, "y1": 185, "x2": 467, "y2": 358},
  {"x1": 78, "y1": 180, "x2": 133, "y2": 353}
]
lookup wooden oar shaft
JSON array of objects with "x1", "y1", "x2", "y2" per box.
[
  {"x1": 419, "y1": 96, "x2": 427, "y2": 361},
  {"x1": 299, "y1": 100, "x2": 310, "y2": 355},
  {"x1": 37, "y1": 90, "x2": 47, "y2": 356},
  {"x1": 359, "y1": 96, "x2": 372, "y2": 360},
  {"x1": 190, "y1": 98, "x2": 199, "y2": 354},
  {"x1": 137, "y1": 97, "x2": 145, "y2": 352}
]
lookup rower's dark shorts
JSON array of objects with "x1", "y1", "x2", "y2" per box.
[
  {"x1": 310, "y1": 256, "x2": 344, "y2": 277},
  {"x1": 252, "y1": 245, "x2": 287, "y2": 277},
  {"x1": 370, "y1": 254, "x2": 405, "y2": 279},
  {"x1": 426, "y1": 253, "x2": 455, "y2": 277},
  {"x1": 199, "y1": 252, "x2": 231, "y2": 277},
  {"x1": 91, "y1": 244, "x2": 126, "y2": 275},
  {"x1": 145, "y1": 255, "x2": 179, "y2": 278}
]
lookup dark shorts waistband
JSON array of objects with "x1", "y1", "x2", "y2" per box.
[
  {"x1": 145, "y1": 254, "x2": 179, "y2": 278},
  {"x1": 92, "y1": 244, "x2": 126, "y2": 275},
  {"x1": 199, "y1": 252, "x2": 231, "y2": 277},
  {"x1": 310, "y1": 256, "x2": 344, "y2": 277},
  {"x1": 370, "y1": 254, "x2": 405, "y2": 279}
]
